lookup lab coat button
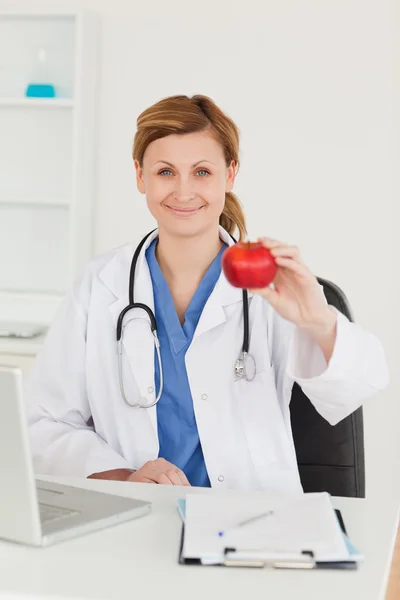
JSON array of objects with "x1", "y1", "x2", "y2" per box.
[
  {"x1": 201, "y1": 393, "x2": 208, "y2": 401},
  {"x1": 218, "y1": 475, "x2": 224, "y2": 482},
  {"x1": 148, "y1": 386, "x2": 154, "y2": 394}
]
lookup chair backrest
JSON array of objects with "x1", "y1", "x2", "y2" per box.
[{"x1": 290, "y1": 277, "x2": 365, "y2": 498}]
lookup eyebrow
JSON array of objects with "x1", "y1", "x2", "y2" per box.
[{"x1": 153, "y1": 160, "x2": 215, "y2": 168}]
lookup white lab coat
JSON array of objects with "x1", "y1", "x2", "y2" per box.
[{"x1": 26, "y1": 227, "x2": 389, "y2": 493}]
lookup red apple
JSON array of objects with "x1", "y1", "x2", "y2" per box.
[{"x1": 222, "y1": 241, "x2": 278, "y2": 289}]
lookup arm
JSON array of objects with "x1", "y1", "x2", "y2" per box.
[
  {"x1": 26, "y1": 284, "x2": 133, "y2": 478},
  {"x1": 88, "y1": 469, "x2": 135, "y2": 480},
  {"x1": 255, "y1": 237, "x2": 389, "y2": 425},
  {"x1": 285, "y1": 307, "x2": 389, "y2": 425},
  {"x1": 299, "y1": 305, "x2": 337, "y2": 363}
]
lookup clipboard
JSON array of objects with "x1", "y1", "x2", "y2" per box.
[{"x1": 178, "y1": 508, "x2": 358, "y2": 570}]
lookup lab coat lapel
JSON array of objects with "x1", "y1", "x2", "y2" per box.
[
  {"x1": 192, "y1": 275, "x2": 241, "y2": 340},
  {"x1": 100, "y1": 231, "x2": 159, "y2": 437}
]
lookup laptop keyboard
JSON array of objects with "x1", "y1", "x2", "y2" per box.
[{"x1": 39, "y1": 502, "x2": 80, "y2": 525}]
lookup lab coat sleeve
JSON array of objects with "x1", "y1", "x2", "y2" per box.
[
  {"x1": 26, "y1": 285, "x2": 133, "y2": 478},
  {"x1": 271, "y1": 307, "x2": 389, "y2": 426}
]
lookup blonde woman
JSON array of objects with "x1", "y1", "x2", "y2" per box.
[{"x1": 27, "y1": 95, "x2": 389, "y2": 492}]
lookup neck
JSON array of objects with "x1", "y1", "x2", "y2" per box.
[{"x1": 155, "y1": 227, "x2": 224, "y2": 284}]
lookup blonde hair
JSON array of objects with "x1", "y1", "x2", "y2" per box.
[{"x1": 132, "y1": 94, "x2": 247, "y2": 241}]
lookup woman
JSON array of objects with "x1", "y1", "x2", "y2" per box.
[{"x1": 27, "y1": 94, "x2": 389, "y2": 493}]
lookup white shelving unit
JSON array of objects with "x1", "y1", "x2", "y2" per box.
[
  {"x1": 0, "y1": 9, "x2": 98, "y2": 370},
  {"x1": 0, "y1": 97, "x2": 75, "y2": 107}
]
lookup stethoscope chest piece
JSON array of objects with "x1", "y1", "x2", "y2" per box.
[{"x1": 235, "y1": 351, "x2": 256, "y2": 382}]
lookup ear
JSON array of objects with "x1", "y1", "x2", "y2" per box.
[
  {"x1": 225, "y1": 160, "x2": 236, "y2": 193},
  {"x1": 134, "y1": 159, "x2": 146, "y2": 194}
]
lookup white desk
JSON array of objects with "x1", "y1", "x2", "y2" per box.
[{"x1": 0, "y1": 477, "x2": 398, "y2": 600}]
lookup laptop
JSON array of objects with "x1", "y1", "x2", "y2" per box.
[{"x1": 0, "y1": 365, "x2": 151, "y2": 547}]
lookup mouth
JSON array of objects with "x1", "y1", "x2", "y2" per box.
[{"x1": 165, "y1": 205, "x2": 204, "y2": 216}]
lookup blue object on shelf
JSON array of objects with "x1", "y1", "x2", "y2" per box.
[{"x1": 25, "y1": 84, "x2": 56, "y2": 98}]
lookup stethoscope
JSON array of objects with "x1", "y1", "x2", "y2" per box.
[{"x1": 116, "y1": 229, "x2": 256, "y2": 408}]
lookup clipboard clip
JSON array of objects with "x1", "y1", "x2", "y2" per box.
[{"x1": 223, "y1": 548, "x2": 316, "y2": 569}]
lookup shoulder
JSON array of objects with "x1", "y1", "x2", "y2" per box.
[
  {"x1": 71, "y1": 243, "x2": 136, "y2": 307},
  {"x1": 84, "y1": 243, "x2": 134, "y2": 279}
]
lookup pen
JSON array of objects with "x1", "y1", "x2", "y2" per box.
[{"x1": 218, "y1": 510, "x2": 274, "y2": 537}]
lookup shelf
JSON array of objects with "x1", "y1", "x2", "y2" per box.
[
  {"x1": 0, "y1": 205, "x2": 70, "y2": 294},
  {"x1": 0, "y1": 197, "x2": 70, "y2": 207},
  {"x1": 0, "y1": 332, "x2": 47, "y2": 357},
  {"x1": 0, "y1": 10, "x2": 97, "y2": 321},
  {"x1": 0, "y1": 107, "x2": 73, "y2": 202},
  {"x1": 0, "y1": 98, "x2": 74, "y2": 108}
]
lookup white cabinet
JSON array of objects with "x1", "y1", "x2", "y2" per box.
[
  {"x1": 0, "y1": 9, "x2": 98, "y2": 322},
  {"x1": 0, "y1": 353, "x2": 36, "y2": 376},
  {"x1": 0, "y1": 9, "x2": 98, "y2": 360},
  {"x1": 0, "y1": 333, "x2": 45, "y2": 375}
]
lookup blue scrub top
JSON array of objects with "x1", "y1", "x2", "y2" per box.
[{"x1": 145, "y1": 238, "x2": 227, "y2": 486}]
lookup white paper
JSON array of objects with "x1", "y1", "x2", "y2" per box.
[{"x1": 183, "y1": 491, "x2": 352, "y2": 563}]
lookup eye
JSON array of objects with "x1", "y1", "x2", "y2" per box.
[
  {"x1": 158, "y1": 169, "x2": 173, "y2": 176},
  {"x1": 196, "y1": 169, "x2": 210, "y2": 177}
]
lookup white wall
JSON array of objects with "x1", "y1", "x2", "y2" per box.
[{"x1": 3, "y1": 0, "x2": 399, "y2": 500}]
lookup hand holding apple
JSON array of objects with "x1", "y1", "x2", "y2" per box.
[
  {"x1": 222, "y1": 241, "x2": 278, "y2": 289},
  {"x1": 223, "y1": 237, "x2": 337, "y2": 336}
]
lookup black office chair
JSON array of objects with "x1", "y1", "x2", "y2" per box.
[{"x1": 290, "y1": 277, "x2": 365, "y2": 498}]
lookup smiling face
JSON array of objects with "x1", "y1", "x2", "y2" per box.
[{"x1": 134, "y1": 129, "x2": 235, "y2": 239}]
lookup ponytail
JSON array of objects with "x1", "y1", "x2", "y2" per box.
[{"x1": 219, "y1": 191, "x2": 247, "y2": 242}]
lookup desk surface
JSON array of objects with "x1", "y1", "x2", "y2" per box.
[{"x1": 0, "y1": 477, "x2": 398, "y2": 600}]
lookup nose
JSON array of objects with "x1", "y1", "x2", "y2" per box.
[{"x1": 172, "y1": 180, "x2": 196, "y2": 203}]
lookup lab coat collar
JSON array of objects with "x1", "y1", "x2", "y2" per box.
[
  {"x1": 98, "y1": 225, "x2": 249, "y2": 310},
  {"x1": 98, "y1": 228, "x2": 159, "y2": 302},
  {"x1": 99, "y1": 225, "x2": 253, "y2": 338}
]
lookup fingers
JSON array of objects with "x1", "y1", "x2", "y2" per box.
[
  {"x1": 159, "y1": 466, "x2": 191, "y2": 486},
  {"x1": 249, "y1": 285, "x2": 279, "y2": 304},
  {"x1": 126, "y1": 471, "x2": 157, "y2": 484},
  {"x1": 156, "y1": 469, "x2": 191, "y2": 486},
  {"x1": 157, "y1": 469, "x2": 181, "y2": 486},
  {"x1": 158, "y1": 459, "x2": 191, "y2": 485},
  {"x1": 157, "y1": 473, "x2": 174, "y2": 485},
  {"x1": 134, "y1": 476, "x2": 157, "y2": 484},
  {"x1": 273, "y1": 257, "x2": 310, "y2": 277},
  {"x1": 131, "y1": 458, "x2": 191, "y2": 487},
  {"x1": 258, "y1": 238, "x2": 304, "y2": 263},
  {"x1": 175, "y1": 468, "x2": 191, "y2": 487},
  {"x1": 258, "y1": 237, "x2": 283, "y2": 249},
  {"x1": 270, "y1": 246, "x2": 303, "y2": 262}
]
